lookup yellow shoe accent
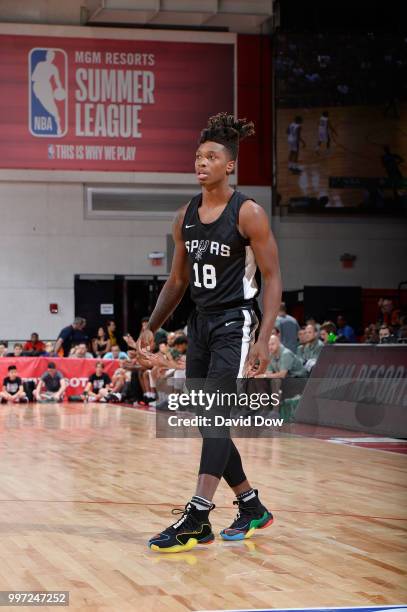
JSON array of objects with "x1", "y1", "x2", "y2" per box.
[
  {"x1": 244, "y1": 527, "x2": 256, "y2": 539},
  {"x1": 150, "y1": 538, "x2": 198, "y2": 553}
]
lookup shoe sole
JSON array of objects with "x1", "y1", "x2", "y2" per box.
[
  {"x1": 149, "y1": 533, "x2": 215, "y2": 553},
  {"x1": 220, "y1": 512, "x2": 274, "y2": 541}
]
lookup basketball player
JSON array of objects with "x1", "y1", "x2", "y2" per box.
[
  {"x1": 140, "y1": 113, "x2": 282, "y2": 553},
  {"x1": 315, "y1": 111, "x2": 337, "y2": 153},
  {"x1": 287, "y1": 115, "x2": 305, "y2": 173}
]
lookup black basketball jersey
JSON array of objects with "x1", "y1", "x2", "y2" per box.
[{"x1": 182, "y1": 190, "x2": 260, "y2": 312}]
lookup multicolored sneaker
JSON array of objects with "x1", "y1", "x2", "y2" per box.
[
  {"x1": 148, "y1": 502, "x2": 215, "y2": 553},
  {"x1": 220, "y1": 491, "x2": 273, "y2": 541}
]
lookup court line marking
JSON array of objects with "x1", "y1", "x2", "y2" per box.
[
  {"x1": 198, "y1": 607, "x2": 407, "y2": 612},
  {"x1": 0, "y1": 499, "x2": 405, "y2": 521}
]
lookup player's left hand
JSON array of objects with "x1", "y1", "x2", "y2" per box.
[
  {"x1": 136, "y1": 329, "x2": 154, "y2": 352},
  {"x1": 245, "y1": 340, "x2": 269, "y2": 377}
]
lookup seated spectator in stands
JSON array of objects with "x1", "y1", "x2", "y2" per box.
[
  {"x1": 83, "y1": 362, "x2": 111, "y2": 403},
  {"x1": 0, "y1": 342, "x2": 8, "y2": 357},
  {"x1": 275, "y1": 302, "x2": 300, "y2": 353},
  {"x1": 363, "y1": 324, "x2": 379, "y2": 344},
  {"x1": 103, "y1": 345, "x2": 128, "y2": 360},
  {"x1": 0, "y1": 365, "x2": 28, "y2": 403},
  {"x1": 320, "y1": 321, "x2": 337, "y2": 344},
  {"x1": 296, "y1": 327, "x2": 307, "y2": 360},
  {"x1": 33, "y1": 362, "x2": 67, "y2": 402},
  {"x1": 23, "y1": 332, "x2": 45, "y2": 355},
  {"x1": 377, "y1": 298, "x2": 400, "y2": 328},
  {"x1": 7, "y1": 343, "x2": 24, "y2": 358},
  {"x1": 379, "y1": 325, "x2": 397, "y2": 344},
  {"x1": 69, "y1": 342, "x2": 93, "y2": 359},
  {"x1": 54, "y1": 317, "x2": 88, "y2": 357},
  {"x1": 258, "y1": 334, "x2": 306, "y2": 379},
  {"x1": 170, "y1": 335, "x2": 188, "y2": 360},
  {"x1": 105, "y1": 359, "x2": 128, "y2": 402},
  {"x1": 167, "y1": 332, "x2": 176, "y2": 348},
  {"x1": 301, "y1": 324, "x2": 324, "y2": 372},
  {"x1": 336, "y1": 315, "x2": 356, "y2": 342},
  {"x1": 306, "y1": 317, "x2": 320, "y2": 333},
  {"x1": 92, "y1": 327, "x2": 111, "y2": 358},
  {"x1": 106, "y1": 320, "x2": 118, "y2": 348},
  {"x1": 43, "y1": 341, "x2": 57, "y2": 356}
]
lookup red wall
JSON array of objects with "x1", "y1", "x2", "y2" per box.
[{"x1": 237, "y1": 34, "x2": 273, "y2": 186}]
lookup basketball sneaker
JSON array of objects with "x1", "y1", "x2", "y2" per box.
[
  {"x1": 148, "y1": 502, "x2": 215, "y2": 553},
  {"x1": 220, "y1": 490, "x2": 273, "y2": 541}
]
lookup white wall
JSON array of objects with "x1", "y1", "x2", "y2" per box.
[
  {"x1": 0, "y1": 182, "x2": 169, "y2": 340},
  {"x1": 241, "y1": 185, "x2": 407, "y2": 291},
  {"x1": 273, "y1": 215, "x2": 407, "y2": 291}
]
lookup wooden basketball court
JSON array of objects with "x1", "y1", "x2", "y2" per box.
[
  {"x1": 0, "y1": 402, "x2": 406, "y2": 611},
  {"x1": 277, "y1": 104, "x2": 407, "y2": 207}
]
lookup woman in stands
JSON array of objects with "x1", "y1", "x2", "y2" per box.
[{"x1": 92, "y1": 326, "x2": 111, "y2": 358}]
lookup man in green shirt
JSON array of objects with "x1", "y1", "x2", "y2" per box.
[
  {"x1": 261, "y1": 334, "x2": 307, "y2": 379},
  {"x1": 301, "y1": 324, "x2": 323, "y2": 363}
]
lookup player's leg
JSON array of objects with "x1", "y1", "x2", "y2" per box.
[
  {"x1": 148, "y1": 310, "x2": 215, "y2": 553},
  {"x1": 207, "y1": 309, "x2": 274, "y2": 540},
  {"x1": 221, "y1": 443, "x2": 274, "y2": 540}
]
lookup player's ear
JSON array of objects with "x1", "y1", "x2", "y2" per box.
[{"x1": 226, "y1": 159, "x2": 235, "y2": 175}]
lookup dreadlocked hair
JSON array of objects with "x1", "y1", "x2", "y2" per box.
[{"x1": 199, "y1": 112, "x2": 255, "y2": 160}]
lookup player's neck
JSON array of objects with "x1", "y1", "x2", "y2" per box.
[{"x1": 201, "y1": 182, "x2": 234, "y2": 207}]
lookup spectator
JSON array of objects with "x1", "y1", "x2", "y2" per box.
[
  {"x1": 92, "y1": 326, "x2": 111, "y2": 358},
  {"x1": 83, "y1": 362, "x2": 111, "y2": 402},
  {"x1": 69, "y1": 342, "x2": 93, "y2": 359},
  {"x1": 377, "y1": 298, "x2": 400, "y2": 328},
  {"x1": 0, "y1": 365, "x2": 28, "y2": 403},
  {"x1": 379, "y1": 325, "x2": 397, "y2": 344},
  {"x1": 43, "y1": 341, "x2": 56, "y2": 356},
  {"x1": 105, "y1": 359, "x2": 128, "y2": 402},
  {"x1": 363, "y1": 324, "x2": 379, "y2": 344},
  {"x1": 33, "y1": 362, "x2": 67, "y2": 402},
  {"x1": 23, "y1": 332, "x2": 45, "y2": 355},
  {"x1": 296, "y1": 327, "x2": 307, "y2": 359},
  {"x1": 0, "y1": 342, "x2": 8, "y2": 357},
  {"x1": 306, "y1": 317, "x2": 321, "y2": 333},
  {"x1": 320, "y1": 321, "x2": 337, "y2": 344},
  {"x1": 167, "y1": 332, "x2": 176, "y2": 347},
  {"x1": 7, "y1": 343, "x2": 24, "y2": 358},
  {"x1": 275, "y1": 302, "x2": 300, "y2": 353},
  {"x1": 170, "y1": 335, "x2": 188, "y2": 360},
  {"x1": 54, "y1": 317, "x2": 88, "y2": 357},
  {"x1": 103, "y1": 345, "x2": 128, "y2": 360},
  {"x1": 106, "y1": 320, "x2": 118, "y2": 348},
  {"x1": 301, "y1": 324, "x2": 324, "y2": 371},
  {"x1": 336, "y1": 315, "x2": 357, "y2": 343},
  {"x1": 258, "y1": 334, "x2": 306, "y2": 379}
]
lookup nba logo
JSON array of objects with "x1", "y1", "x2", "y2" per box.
[{"x1": 28, "y1": 48, "x2": 68, "y2": 137}]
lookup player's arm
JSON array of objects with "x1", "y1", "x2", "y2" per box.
[
  {"x1": 144, "y1": 206, "x2": 190, "y2": 335},
  {"x1": 239, "y1": 201, "x2": 282, "y2": 376}
]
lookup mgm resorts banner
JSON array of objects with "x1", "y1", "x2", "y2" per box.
[
  {"x1": 0, "y1": 30, "x2": 233, "y2": 172},
  {"x1": 296, "y1": 345, "x2": 407, "y2": 437}
]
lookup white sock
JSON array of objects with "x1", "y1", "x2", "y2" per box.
[{"x1": 191, "y1": 495, "x2": 212, "y2": 511}]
